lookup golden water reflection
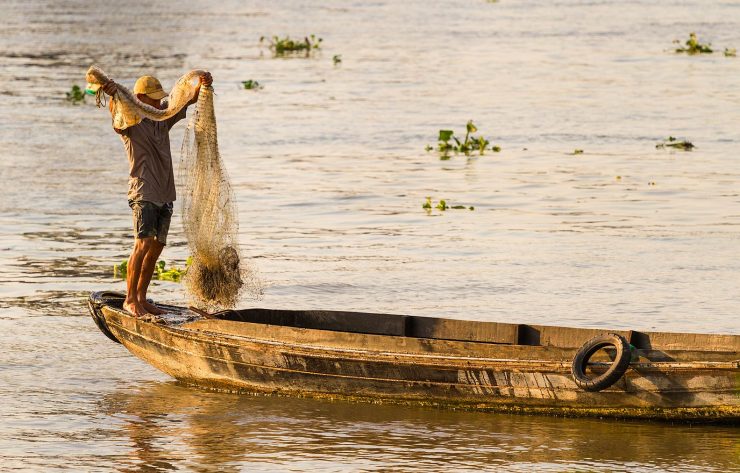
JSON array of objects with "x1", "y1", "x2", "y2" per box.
[{"x1": 102, "y1": 382, "x2": 739, "y2": 472}]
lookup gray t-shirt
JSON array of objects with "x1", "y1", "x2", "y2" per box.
[{"x1": 118, "y1": 107, "x2": 187, "y2": 202}]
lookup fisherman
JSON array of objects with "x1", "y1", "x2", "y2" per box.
[{"x1": 101, "y1": 71, "x2": 213, "y2": 317}]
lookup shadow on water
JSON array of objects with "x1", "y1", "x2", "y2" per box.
[{"x1": 99, "y1": 381, "x2": 739, "y2": 472}]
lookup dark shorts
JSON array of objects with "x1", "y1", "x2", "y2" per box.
[{"x1": 129, "y1": 200, "x2": 173, "y2": 245}]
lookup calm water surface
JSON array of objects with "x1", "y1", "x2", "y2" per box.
[{"x1": 0, "y1": 0, "x2": 738, "y2": 471}]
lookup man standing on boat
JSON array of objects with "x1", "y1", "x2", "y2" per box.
[{"x1": 101, "y1": 71, "x2": 213, "y2": 317}]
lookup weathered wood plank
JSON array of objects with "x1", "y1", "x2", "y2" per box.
[
  {"x1": 405, "y1": 316, "x2": 520, "y2": 344},
  {"x1": 222, "y1": 308, "x2": 407, "y2": 337}
]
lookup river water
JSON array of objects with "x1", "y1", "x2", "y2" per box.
[{"x1": 0, "y1": 0, "x2": 738, "y2": 471}]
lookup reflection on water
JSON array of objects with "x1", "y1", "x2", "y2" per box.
[
  {"x1": 1, "y1": 0, "x2": 739, "y2": 470},
  {"x1": 100, "y1": 382, "x2": 738, "y2": 473}
]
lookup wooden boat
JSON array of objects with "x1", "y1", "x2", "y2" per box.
[{"x1": 88, "y1": 291, "x2": 739, "y2": 422}]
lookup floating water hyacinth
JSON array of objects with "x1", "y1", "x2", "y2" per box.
[
  {"x1": 260, "y1": 35, "x2": 322, "y2": 56},
  {"x1": 241, "y1": 80, "x2": 263, "y2": 90},
  {"x1": 113, "y1": 258, "x2": 191, "y2": 282},
  {"x1": 66, "y1": 85, "x2": 85, "y2": 104},
  {"x1": 674, "y1": 33, "x2": 713, "y2": 54},
  {"x1": 423, "y1": 197, "x2": 474, "y2": 212},
  {"x1": 656, "y1": 136, "x2": 694, "y2": 150},
  {"x1": 428, "y1": 120, "x2": 501, "y2": 157}
]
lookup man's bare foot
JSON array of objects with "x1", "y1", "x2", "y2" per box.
[
  {"x1": 124, "y1": 299, "x2": 150, "y2": 317},
  {"x1": 141, "y1": 300, "x2": 165, "y2": 315}
]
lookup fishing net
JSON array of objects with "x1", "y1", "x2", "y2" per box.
[
  {"x1": 87, "y1": 65, "x2": 261, "y2": 309},
  {"x1": 180, "y1": 85, "x2": 261, "y2": 309},
  {"x1": 86, "y1": 65, "x2": 202, "y2": 130}
]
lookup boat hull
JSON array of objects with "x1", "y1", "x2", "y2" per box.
[{"x1": 89, "y1": 294, "x2": 740, "y2": 422}]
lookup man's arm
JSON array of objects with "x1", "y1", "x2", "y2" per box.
[
  {"x1": 165, "y1": 73, "x2": 213, "y2": 130},
  {"x1": 188, "y1": 72, "x2": 213, "y2": 106}
]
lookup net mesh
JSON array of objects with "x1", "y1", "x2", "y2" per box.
[
  {"x1": 86, "y1": 65, "x2": 202, "y2": 130},
  {"x1": 180, "y1": 86, "x2": 262, "y2": 309},
  {"x1": 87, "y1": 65, "x2": 261, "y2": 309}
]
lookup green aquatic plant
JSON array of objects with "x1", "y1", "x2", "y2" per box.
[
  {"x1": 423, "y1": 197, "x2": 474, "y2": 212},
  {"x1": 333, "y1": 54, "x2": 342, "y2": 65},
  {"x1": 656, "y1": 136, "x2": 694, "y2": 151},
  {"x1": 437, "y1": 129, "x2": 455, "y2": 153},
  {"x1": 113, "y1": 258, "x2": 192, "y2": 282},
  {"x1": 113, "y1": 260, "x2": 127, "y2": 278},
  {"x1": 261, "y1": 35, "x2": 322, "y2": 56},
  {"x1": 674, "y1": 33, "x2": 713, "y2": 54},
  {"x1": 429, "y1": 120, "x2": 500, "y2": 157},
  {"x1": 241, "y1": 80, "x2": 263, "y2": 90},
  {"x1": 66, "y1": 85, "x2": 85, "y2": 104},
  {"x1": 725, "y1": 48, "x2": 737, "y2": 57}
]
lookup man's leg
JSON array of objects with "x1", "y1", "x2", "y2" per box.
[
  {"x1": 123, "y1": 237, "x2": 150, "y2": 317},
  {"x1": 137, "y1": 239, "x2": 165, "y2": 315},
  {"x1": 136, "y1": 201, "x2": 174, "y2": 315}
]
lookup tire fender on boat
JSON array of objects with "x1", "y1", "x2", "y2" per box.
[{"x1": 571, "y1": 333, "x2": 632, "y2": 392}]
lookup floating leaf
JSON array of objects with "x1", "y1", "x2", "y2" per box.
[
  {"x1": 262, "y1": 35, "x2": 322, "y2": 56},
  {"x1": 241, "y1": 79, "x2": 263, "y2": 90},
  {"x1": 113, "y1": 258, "x2": 189, "y2": 282},
  {"x1": 656, "y1": 136, "x2": 694, "y2": 150},
  {"x1": 66, "y1": 85, "x2": 85, "y2": 104},
  {"x1": 423, "y1": 198, "x2": 473, "y2": 213},
  {"x1": 429, "y1": 122, "x2": 500, "y2": 157},
  {"x1": 675, "y1": 32, "x2": 713, "y2": 54},
  {"x1": 113, "y1": 260, "x2": 127, "y2": 277},
  {"x1": 438, "y1": 129, "x2": 454, "y2": 142}
]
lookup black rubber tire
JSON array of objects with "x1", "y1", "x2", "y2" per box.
[{"x1": 571, "y1": 333, "x2": 631, "y2": 392}]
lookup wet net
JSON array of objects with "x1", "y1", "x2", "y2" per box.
[
  {"x1": 86, "y1": 65, "x2": 202, "y2": 130},
  {"x1": 87, "y1": 65, "x2": 261, "y2": 309},
  {"x1": 179, "y1": 85, "x2": 261, "y2": 308}
]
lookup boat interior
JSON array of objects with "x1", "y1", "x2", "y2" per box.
[{"x1": 92, "y1": 292, "x2": 739, "y2": 353}]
